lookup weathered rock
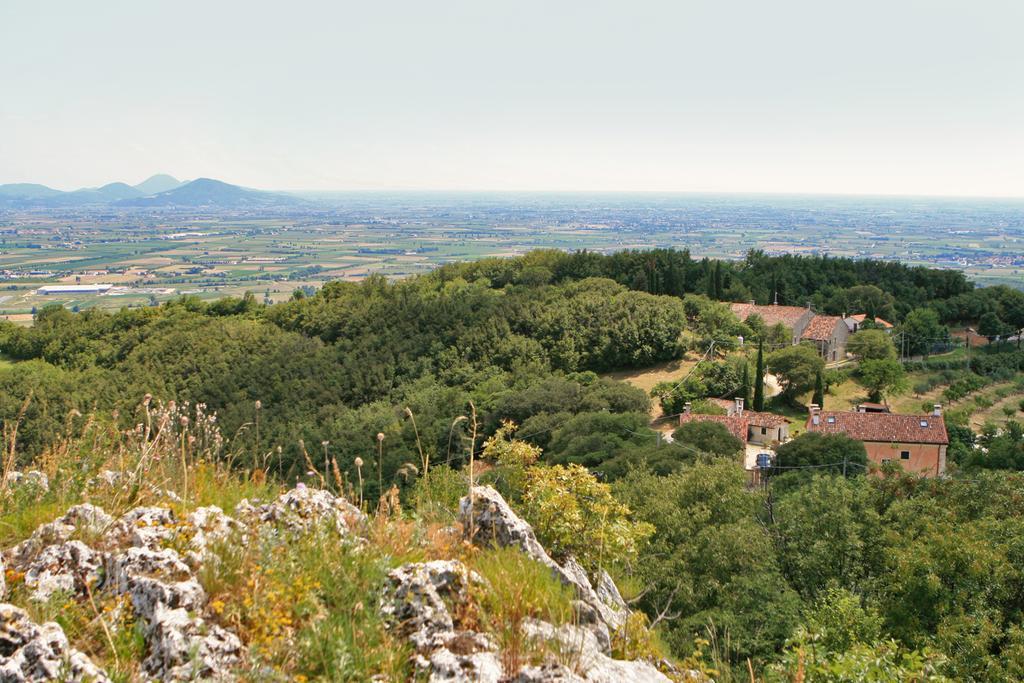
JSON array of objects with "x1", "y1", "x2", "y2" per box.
[
  {"x1": 521, "y1": 619, "x2": 671, "y2": 683},
  {"x1": 426, "y1": 646, "x2": 503, "y2": 683},
  {"x1": 5, "y1": 471, "x2": 49, "y2": 494},
  {"x1": 459, "y1": 487, "x2": 627, "y2": 640},
  {"x1": 142, "y1": 604, "x2": 242, "y2": 681},
  {"x1": 6, "y1": 504, "x2": 113, "y2": 568},
  {"x1": 104, "y1": 506, "x2": 176, "y2": 550},
  {"x1": 236, "y1": 485, "x2": 365, "y2": 536},
  {"x1": 0, "y1": 603, "x2": 110, "y2": 682},
  {"x1": 511, "y1": 664, "x2": 587, "y2": 682},
  {"x1": 182, "y1": 506, "x2": 242, "y2": 568},
  {"x1": 104, "y1": 547, "x2": 205, "y2": 621},
  {"x1": 380, "y1": 560, "x2": 484, "y2": 654},
  {"x1": 22, "y1": 541, "x2": 103, "y2": 602}
]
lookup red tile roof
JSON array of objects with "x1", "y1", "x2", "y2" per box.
[
  {"x1": 730, "y1": 303, "x2": 810, "y2": 328},
  {"x1": 801, "y1": 315, "x2": 843, "y2": 341},
  {"x1": 806, "y1": 411, "x2": 948, "y2": 445},
  {"x1": 678, "y1": 414, "x2": 748, "y2": 442},
  {"x1": 849, "y1": 314, "x2": 894, "y2": 329},
  {"x1": 745, "y1": 411, "x2": 789, "y2": 428}
]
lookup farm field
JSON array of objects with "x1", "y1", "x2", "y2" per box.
[{"x1": 2, "y1": 193, "x2": 1023, "y2": 317}]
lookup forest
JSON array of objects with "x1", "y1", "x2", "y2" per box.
[{"x1": 2, "y1": 248, "x2": 1024, "y2": 681}]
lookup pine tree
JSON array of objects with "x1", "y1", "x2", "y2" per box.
[
  {"x1": 812, "y1": 366, "x2": 825, "y2": 409},
  {"x1": 753, "y1": 340, "x2": 766, "y2": 411}
]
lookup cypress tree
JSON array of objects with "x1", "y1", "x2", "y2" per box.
[
  {"x1": 813, "y1": 366, "x2": 825, "y2": 409},
  {"x1": 753, "y1": 340, "x2": 766, "y2": 411},
  {"x1": 740, "y1": 362, "x2": 752, "y2": 405}
]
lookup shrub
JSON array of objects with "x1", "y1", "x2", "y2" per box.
[{"x1": 522, "y1": 463, "x2": 654, "y2": 576}]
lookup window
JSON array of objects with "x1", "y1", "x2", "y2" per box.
[
  {"x1": 761, "y1": 427, "x2": 767, "y2": 435},
  {"x1": 881, "y1": 458, "x2": 892, "y2": 464},
  {"x1": 827, "y1": 416, "x2": 836, "y2": 424},
  {"x1": 901, "y1": 451, "x2": 911, "y2": 460},
  {"x1": 920, "y1": 420, "x2": 929, "y2": 427}
]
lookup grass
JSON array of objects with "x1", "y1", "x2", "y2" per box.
[
  {"x1": 0, "y1": 397, "x2": 664, "y2": 681},
  {"x1": 604, "y1": 356, "x2": 699, "y2": 421},
  {"x1": 0, "y1": 353, "x2": 16, "y2": 370}
]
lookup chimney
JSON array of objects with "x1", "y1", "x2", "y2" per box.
[
  {"x1": 735, "y1": 397, "x2": 744, "y2": 416},
  {"x1": 933, "y1": 404, "x2": 942, "y2": 417},
  {"x1": 748, "y1": 299, "x2": 755, "y2": 305},
  {"x1": 856, "y1": 404, "x2": 865, "y2": 413},
  {"x1": 809, "y1": 403, "x2": 820, "y2": 426},
  {"x1": 684, "y1": 402, "x2": 692, "y2": 415}
]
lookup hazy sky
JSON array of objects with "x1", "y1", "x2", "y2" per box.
[{"x1": 2, "y1": 1, "x2": 1022, "y2": 196}]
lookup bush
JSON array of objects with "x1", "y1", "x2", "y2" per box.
[{"x1": 522, "y1": 463, "x2": 654, "y2": 576}]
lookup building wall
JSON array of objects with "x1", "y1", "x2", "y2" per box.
[
  {"x1": 747, "y1": 425, "x2": 788, "y2": 445},
  {"x1": 828, "y1": 320, "x2": 850, "y2": 362},
  {"x1": 864, "y1": 441, "x2": 945, "y2": 477}
]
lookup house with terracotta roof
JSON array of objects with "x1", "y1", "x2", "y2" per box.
[
  {"x1": 730, "y1": 302, "x2": 814, "y2": 344},
  {"x1": 844, "y1": 314, "x2": 894, "y2": 334},
  {"x1": 731, "y1": 302, "x2": 849, "y2": 361},
  {"x1": 680, "y1": 398, "x2": 790, "y2": 446},
  {"x1": 800, "y1": 315, "x2": 849, "y2": 362},
  {"x1": 805, "y1": 404, "x2": 948, "y2": 477}
]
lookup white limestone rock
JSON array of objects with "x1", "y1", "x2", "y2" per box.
[
  {"x1": 0, "y1": 603, "x2": 110, "y2": 682},
  {"x1": 22, "y1": 541, "x2": 103, "y2": 603}
]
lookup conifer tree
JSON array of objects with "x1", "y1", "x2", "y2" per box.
[
  {"x1": 753, "y1": 340, "x2": 766, "y2": 411},
  {"x1": 812, "y1": 366, "x2": 825, "y2": 409}
]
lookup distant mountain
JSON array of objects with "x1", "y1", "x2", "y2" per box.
[
  {"x1": 70, "y1": 182, "x2": 145, "y2": 202},
  {"x1": 0, "y1": 176, "x2": 304, "y2": 209},
  {"x1": 0, "y1": 183, "x2": 64, "y2": 199},
  {"x1": 134, "y1": 174, "x2": 183, "y2": 195},
  {"x1": 117, "y1": 178, "x2": 306, "y2": 208}
]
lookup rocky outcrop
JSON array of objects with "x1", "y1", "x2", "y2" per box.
[
  {"x1": 235, "y1": 483, "x2": 365, "y2": 535},
  {"x1": 0, "y1": 603, "x2": 109, "y2": 682},
  {"x1": 380, "y1": 559, "x2": 502, "y2": 682},
  {"x1": 459, "y1": 487, "x2": 628, "y2": 636},
  {"x1": 374, "y1": 487, "x2": 675, "y2": 682}
]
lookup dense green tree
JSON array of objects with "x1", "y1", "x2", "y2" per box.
[
  {"x1": 671, "y1": 420, "x2": 745, "y2": 459},
  {"x1": 767, "y1": 344, "x2": 825, "y2": 399},
  {"x1": 847, "y1": 329, "x2": 897, "y2": 361},
  {"x1": 858, "y1": 358, "x2": 908, "y2": 402},
  {"x1": 774, "y1": 432, "x2": 868, "y2": 475}
]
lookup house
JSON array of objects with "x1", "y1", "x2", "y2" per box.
[
  {"x1": 805, "y1": 404, "x2": 948, "y2": 477},
  {"x1": 730, "y1": 302, "x2": 814, "y2": 345},
  {"x1": 800, "y1": 315, "x2": 849, "y2": 362},
  {"x1": 844, "y1": 314, "x2": 894, "y2": 334},
  {"x1": 730, "y1": 302, "x2": 848, "y2": 361},
  {"x1": 679, "y1": 398, "x2": 790, "y2": 446}
]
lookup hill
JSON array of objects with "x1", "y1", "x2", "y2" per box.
[
  {"x1": 0, "y1": 183, "x2": 64, "y2": 199},
  {"x1": 0, "y1": 176, "x2": 302, "y2": 209},
  {"x1": 117, "y1": 178, "x2": 305, "y2": 208},
  {"x1": 134, "y1": 173, "x2": 183, "y2": 195}
]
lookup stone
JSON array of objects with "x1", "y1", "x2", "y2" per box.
[
  {"x1": 22, "y1": 541, "x2": 103, "y2": 602},
  {"x1": 236, "y1": 486, "x2": 365, "y2": 536},
  {"x1": 380, "y1": 560, "x2": 484, "y2": 654},
  {"x1": 103, "y1": 547, "x2": 205, "y2": 621},
  {"x1": 459, "y1": 487, "x2": 627, "y2": 642},
  {"x1": 141, "y1": 604, "x2": 243, "y2": 681},
  {"x1": 103, "y1": 507, "x2": 176, "y2": 550},
  {"x1": 183, "y1": 506, "x2": 242, "y2": 567},
  {"x1": 0, "y1": 603, "x2": 110, "y2": 682},
  {"x1": 426, "y1": 646, "x2": 503, "y2": 683},
  {"x1": 5, "y1": 471, "x2": 49, "y2": 493},
  {"x1": 520, "y1": 619, "x2": 671, "y2": 683},
  {"x1": 6, "y1": 504, "x2": 113, "y2": 569}
]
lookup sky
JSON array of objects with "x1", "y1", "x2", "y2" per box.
[{"x1": 1, "y1": 0, "x2": 1023, "y2": 196}]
